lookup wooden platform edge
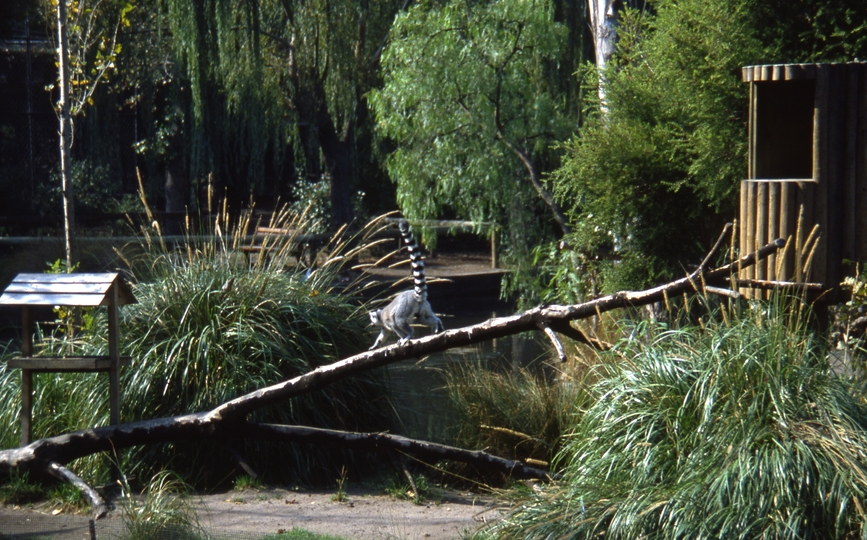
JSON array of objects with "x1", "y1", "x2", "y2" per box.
[{"x1": 7, "y1": 356, "x2": 132, "y2": 372}]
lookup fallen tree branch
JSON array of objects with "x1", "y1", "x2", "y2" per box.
[
  {"x1": 727, "y1": 278, "x2": 824, "y2": 291},
  {"x1": 234, "y1": 423, "x2": 551, "y2": 480},
  {"x1": 704, "y1": 285, "x2": 742, "y2": 299},
  {"x1": 539, "y1": 323, "x2": 567, "y2": 362},
  {"x1": 46, "y1": 461, "x2": 108, "y2": 519},
  {"x1": 0, "y1": 416, "x2": 551, "y2": 483},
  {"x1": 0, "y1": 236, "x2": 784, "y2": 483},
  {"x1": 207, "y1": 235, "x2": 784, "y2": 422}
]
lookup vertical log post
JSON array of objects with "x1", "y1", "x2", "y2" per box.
[
  {"x1": 108, "y1": 285, "x2": 120, "y2": 426},
  {"x1": 490, "y1": 227, "x2": 497, "y2": 269}
]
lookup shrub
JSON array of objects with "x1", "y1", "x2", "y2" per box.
[{"x1": 482, "y1": 299, "x2": 867, "y2": 539}]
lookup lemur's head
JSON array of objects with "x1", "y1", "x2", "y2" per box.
[{"x1": 368, "y1": 309, "x2": 383, "y2": 326}]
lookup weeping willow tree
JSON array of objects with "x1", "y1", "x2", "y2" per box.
[
  {"x1": 368, "y1": 0, "x2": 578, "y2": 236},
  {"x1": 125, "y1": 0, "x2": 406, "y2": 226}
]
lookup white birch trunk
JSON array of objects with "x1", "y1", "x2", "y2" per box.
[
  {"x1": 57, "y1": 0, "x2": 77, "y2": 269},
  {"x1": 588, "y1": 0, "x2": 618, "y2": 108}
]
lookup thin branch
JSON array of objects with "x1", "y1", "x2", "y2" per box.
[
  {"x1": 704, "y1": 285, "x2": 741, "y2": 299},
  {"x1": 235, "y1": 423, "x2": 552, "y2": 480},
  {"x1": 539, "y1": 323, "x2": 567, "y2": 362},
  {"x1": 727, "y1": 278, "x2": 824, "y2": 291},
  {"x1": 46, "y1": 461, "x2": 107, "y2": 519}
]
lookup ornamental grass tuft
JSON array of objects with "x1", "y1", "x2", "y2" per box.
[{"x1": 480, "y1": 298, "x2": 867, "y2": 539}]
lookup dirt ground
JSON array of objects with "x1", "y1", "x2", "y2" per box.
[{"x1": 0, "y1": 486, "x2": 508, "y2": 539}]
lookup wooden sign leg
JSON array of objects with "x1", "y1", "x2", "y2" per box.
[
  {"x1": 21, "y1": 369, "x2": 32, "y2": 447},
  {"x1": 108, "y1": 291, "x2": 121, "y2": 426},
  {"x1": 109, "y1": 364, "x2": 120, "y2": 426}
]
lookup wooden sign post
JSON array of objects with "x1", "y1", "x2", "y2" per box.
[{"x1": 0, "y1": 273, "x2": 136, "y2": 446}]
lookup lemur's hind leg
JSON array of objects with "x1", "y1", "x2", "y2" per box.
[
  {"x1": 392, "y1": 319, "x2": 414, "y2": 344},
  {"x1": 417, "y1": 303, "x2": 444, "y2": 334}
]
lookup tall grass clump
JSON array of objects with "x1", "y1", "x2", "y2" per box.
[
  {"x1": 118, "y1": 469, "x2": 204, "y2": 540},
  {"x1": 482, "y1": 298, "x2": 867, "y2": 539},
  {"x1": 0, "y1": 206, "x2": 399, "y2": 487},
  {"x1": 445, "y1": 359, "x2": 588, "y2": 469}
]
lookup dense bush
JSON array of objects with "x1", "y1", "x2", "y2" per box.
[{"x1": 480, "y1": 300, "x2": 867, "y2": 539}]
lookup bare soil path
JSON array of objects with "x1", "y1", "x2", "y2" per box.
[{"x1": 1, "y1": 486, "x2": 506, "y2": 539}]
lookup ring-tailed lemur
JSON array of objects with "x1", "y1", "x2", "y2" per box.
[{"x1": 369, "y1": 219, "x2": 444, "y2": 349}]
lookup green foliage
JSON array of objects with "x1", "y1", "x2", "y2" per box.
[
  {"x1": 552, "y1": 1, "x2": 761, "y2": 292},
  {"x1": 231, "y1": 474, "x2": 264, "y2": 492},
  {"x1": 38, "y1": 160, "x2": 140, "y2": 217},
  {"x1": 0, "y1": 471, "x2": 45, "y2": 506},
  {"x1": 43, "y1": 0, "x2": 131, "y2": 116},
  {"x1": 330, "y1": 465, "x2": 348, "y2": 503},
  {"x1": 831, "y1": 268, "x2": 867, "y2": 383},
  {"x1": 289, "y1": 178, "x2": 331, "y2": 234},
  {"x1": 384, "y1": 471, "x2": 433, "y2": 503},
  {"x1": 122, "y1": 0, "x2": 402, "y2": 215},
  {"x1": 260, "y1": 529, "x2": 347, "y2": 540},
  {"x1": 46, "y1": 482, "x2": 89, "y2": 513},
  {"x1": 369, "y1": 0, "x2": 574, "y2": 244},
  {"x1": 482, "y1": 300, "x2": 867, "y2": 539},
  {"x1": 550, "y1": 0, "x2": 867, "y2": 295},
  {"x1": 752, "y1": 0, "x2": 867, "y2": 63}
]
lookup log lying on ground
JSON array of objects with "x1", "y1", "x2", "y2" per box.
[
  {"x1": 236, "y1": 423, "x2": 551, "y2": 480},
  {"x1": 0, "y1": 232, "x2": 783, "y2": 515},
  {"x1": 0, "y1": 417, "x2": 550, "y2": 483}
]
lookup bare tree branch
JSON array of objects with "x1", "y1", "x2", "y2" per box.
[{"x1": 46, "y1": 461, "x2": 107, "y2": 519}]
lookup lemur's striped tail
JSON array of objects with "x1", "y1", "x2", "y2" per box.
[{"x1": 398, "y1": 219, "x2": 427, "y2": 302}]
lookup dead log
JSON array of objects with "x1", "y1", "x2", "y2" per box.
[
  {"x1": 0, "y1": 234, "x2": 784, "y2": 515},
  {"x1": 208, "y1": 235, "x2": 784, "y2": 422},
  {"x1": 234, "y1": 423, "x2": 552, "y2": 480},
  {"x1": 0, "y1": 417, "x2": 551, "y2": 480}
]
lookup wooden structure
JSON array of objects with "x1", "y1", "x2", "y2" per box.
[
  {"x1": 0, "y1": 273, "x2": 136, "y2": 446},
  {"x1": 243, "y1": 219, "x2": 500, "y2": 269},
  {"x1": 738, "y1": 62, "x2": 867, "y2": 298}
]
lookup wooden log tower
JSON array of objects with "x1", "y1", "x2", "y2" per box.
[
  {"x1": 0, "y1": 273, "x2": 136, "y2": 446},
  {"x1": 739, "y1": 62, "x2": 867, "y2": 299}
]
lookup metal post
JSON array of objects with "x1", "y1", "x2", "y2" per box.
[
  {"x1": 26, "y1": 18, "x2": 35, "y2": 199},
  {"x1": 21, "y1": 306, "x2": 33, "y2": 446}
]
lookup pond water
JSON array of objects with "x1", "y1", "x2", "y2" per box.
[{"x1": 384, "y1": 309, "x2": 549, "y2": 444}]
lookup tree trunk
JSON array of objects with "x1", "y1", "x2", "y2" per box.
[
  {"x1": 317, "y1": 107, "x2": 354, "y2": 229},
  {"x1": 163, "y1": 155, "x2": 187, "y2": 235},
  {"x1": 589, "y1": 0, "x2": 618, "y2": 76},
  {"x1": 499, "y1": 136, "x2": 572, "y2": 236},
  {"x1": 57, "y1": 0, "x2": 77, "y2": 269}
]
